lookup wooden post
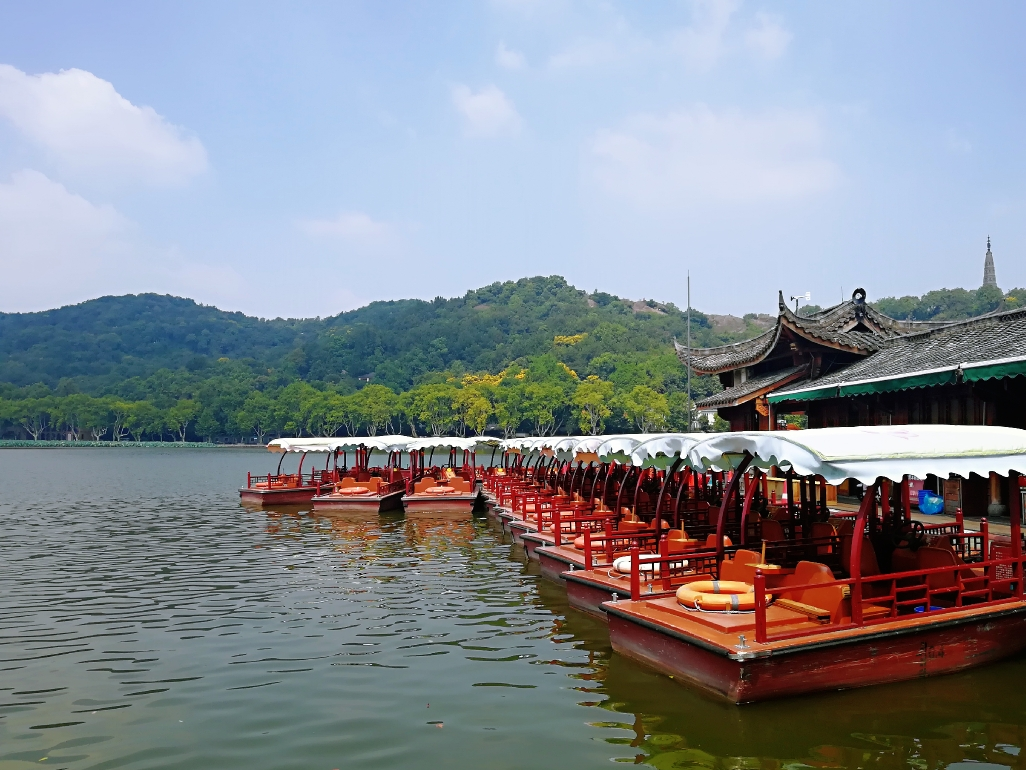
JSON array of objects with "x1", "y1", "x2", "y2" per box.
[
  {"x1": 659, "y1": 534, "x2": 671, "y2": 592},
  {"x1": 738, "y1": 468, "x2": 759, "y2": 546},
  {"x1": 615, "y1": 467, "x2": 634, "y2": 517},
  {"x1": 980, "y1": 517, "x2": 989, "y2": 563},
  {"x1": 584, "y1": 528, "x2": 593, "y2": 571},
  {"x1": 553, "y1": 508, "x2": 562, "y2": 547},
  {"x1": 849, "y1": 482, "x2": 878, "y2": 627},
  {"x1": 754, "y1": 568, "x2": 768, "y2": 643},
  {"x1": 901, "y1": 474, "x2": 911, "y2": 522},
  {"x1": 630, "y1": 547, "x2": 641, "y2": 601},
  {"x1": 786, "y1": 470, "x2": 796, "y2": 521},
  {"x1": 605, "y1": 519, "x2": 614, "y2": 564},
  {"x1": 1009, "y1": 470, "x2": 1023, "y2": 597},
  {"x1": 654, "y1": 458, "x2": 683, "y2": 538},
  {"x1": 956, "y1": 507, "x2": 964, "y2": 533},
  {"x1": 716, "y1": 454, "x2": 754, "y2": 566},
  {"x1": 247, "y1": 472, "x2": 251, "y2": 489}
]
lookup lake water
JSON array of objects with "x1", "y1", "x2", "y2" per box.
[{"x1": 3, "y1": 448, "x2": 1026, "y2": 770}]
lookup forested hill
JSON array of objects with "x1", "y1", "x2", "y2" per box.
[
  {"x1": 3, "y1": 276, "x2": 1018, "y2": 443},
  {"x1": 0, "y1": 276, "x2": 759, "y2": 393}
]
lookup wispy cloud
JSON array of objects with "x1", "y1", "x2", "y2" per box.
[
  {"x1": 744, "y1": 12, "x2": 792, "y2": 61},
  {"x1": 670, "y1": 0, "x2": 739, "y2": 69},
  {"x1": 543, "y1": 0, "x2": 791, "y2": 73},
  {"x1": 450, "y1": 84, "x2": 522, "y2": 137},
  {"x1": 0, "y1": 65, "x2": 207, "y2": 187},
  {"x1": 589, "y1": 105, "x2": 839, "y2": 207},
  {"x1": 297, "y1": 211, "x2": 395, "y2": 245},
  {"x1": 495, "y1": 42, "x2": 526, "y2": 70}
]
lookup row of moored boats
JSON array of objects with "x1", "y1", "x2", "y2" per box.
[{"x1": 240, "y1": 425, "x2": 1026, "y2": 703}]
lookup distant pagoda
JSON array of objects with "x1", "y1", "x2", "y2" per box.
[{"x1": 983, "y1": 236, "x2": 998, "y2": 288}]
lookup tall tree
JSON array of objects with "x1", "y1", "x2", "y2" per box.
[{"x1": 573, "y1": 376, "x2": 613, "y2": 435}]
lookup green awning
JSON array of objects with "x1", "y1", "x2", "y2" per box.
[
  {"x1": 838, "y1": 369, "x2": 957, "y2": 396},
  {"x1": 963, "y1": 359, "x2": 1026, "y2": 382},
  {"x1": 767, "y1": 385, "x2": 839, "y2": 404},
  {"x1": 769, "y1": 369, "x2": 958, "y2": 404}
]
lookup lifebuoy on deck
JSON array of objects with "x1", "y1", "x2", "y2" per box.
[
  {"x1": 676, "y1": 581, "x2": 755, "y2": 612},
  {"x1": 423, "y1": 486, "x2": 459, "y2": 495},
  {"x1": 612, "y1": 555, "x2": 660, "y2": 575},
  {"x1": 336, "y1": 486, "x2": 373, "y2": 496}
]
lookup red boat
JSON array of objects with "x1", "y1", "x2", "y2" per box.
[
  {"x1": 601, "y1": 426, "x2": 1026, "y2": 703},
  {"x1": 402, "y1": 437, "x2": 498, "y2": 511},
  {"x1": 239, "y1": 438, "x2": 341, "y2": 506},
  {"x1": 310, "y1": 437, "x2": 413, "y2": 512}
]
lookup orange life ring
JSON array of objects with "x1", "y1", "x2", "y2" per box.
[
  {"x1": 337, "y1": 486, "x2": 373, "y2": 496},
  {"x1": 423, "y1": 486, "x2": 458, "y2": 495},
  {"x1": 676, "y1": 581, "x2": 755, "y2": 612}
]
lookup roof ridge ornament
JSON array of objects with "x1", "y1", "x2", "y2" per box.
[{"x1": 852, "y1": 288, "x2": 867, "y2": 320}]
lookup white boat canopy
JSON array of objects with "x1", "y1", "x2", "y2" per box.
[
  {"x1": 629, "y1": 433, "x2": 709, "y2": 470},
  {"x1": 499, "y1": 436, "x2": 535, "y2": 452},
  {"x1": 268, "y1": 436, "x2": 414, "y2": 453},
  {"x1": 405, "y1": 436, "x2": 500, "y2": 454},
  {"x1": 548, "y1": 436, "x2": 586, "y2": 461},
  {"x1": 685, "y1": 425, "x2": 1026, "y2": 485},
  {"x1": 595, "y1": 434, "x2": 661, "y2": 465}
]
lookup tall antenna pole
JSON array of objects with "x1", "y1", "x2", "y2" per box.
[{"x1": 686, "y1": 272, "x2": 692, "y2": 432}]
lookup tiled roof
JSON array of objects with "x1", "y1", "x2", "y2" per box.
[
  {"x1": 680, "y1": 288, "x2": 956, "y2": 375},
  {"x1": 696, "y1": 365, "x2": 808, "y2": 408},
  {"x1": 773, "y1": 307, "x2": 1026, "y2": 398},
  {"x1": 674, "y1": 327, "x2": 779, "y2": 374}
]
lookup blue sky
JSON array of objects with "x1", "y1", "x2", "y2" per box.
[{"x1": 0, "y1": 1, "x2": 1023, "y2": 318}]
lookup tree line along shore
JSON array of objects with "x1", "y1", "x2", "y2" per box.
[{"x1": 0, "y1": 277, "x2": 1018, "y2": 444}]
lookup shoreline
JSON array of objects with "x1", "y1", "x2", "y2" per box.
[{"x1": 0, "y1": 440, "x2": 265, "y2": 449}]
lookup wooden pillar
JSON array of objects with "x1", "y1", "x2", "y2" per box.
[
  {"x1": 849, "y1": 481, "x2": 879, "y2": 626},
  {"x1": 716, "y1": 454, "x2": 754, "y2": 565}
]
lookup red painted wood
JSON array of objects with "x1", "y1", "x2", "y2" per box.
[{"x1": 607, "y1": 604, "x2": 1026, "y2": 704}]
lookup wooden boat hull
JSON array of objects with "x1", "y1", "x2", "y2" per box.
[
  {"x1": 311, "y1": 490, "x2": 405, "y2": 513},
  {"x1": 403, "y1": 494, "x2": 479, "y2": 511},
  {"x1": 536, "y1": 546, "x2": 584, "y2": 582},
  {"x1": 605, "y1": 600, "x2": 1026, "y2": 704},
  {"x1": 564, "y1": 571, "x2": 632, "y2": 618},
  {"x1": 239, "y1": 486, "x2": 320, "y2": 505},
  {"x1": 521, "y1": 533, "x2": 545, "y2": 560},
  {"x1": 508, "y1": 520, "x2": 534, "y2": 545}
]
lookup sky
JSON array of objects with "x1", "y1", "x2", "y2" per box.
[{"x1": 0, "y1": 1, "x2": 1024, "y2": 319}]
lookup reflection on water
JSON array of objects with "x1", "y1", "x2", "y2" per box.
[{"x1": 1, "y1": 448, "x2": 1026, "y2": 770}]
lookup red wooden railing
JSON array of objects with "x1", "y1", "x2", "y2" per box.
[{"x1": 753, "y1": 552, "x2": 1026, "y2": 644}]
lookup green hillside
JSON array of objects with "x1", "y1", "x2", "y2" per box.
[
  {"x1": 0, "y1": 276, "x2": 755, "y2": 441},
  {"x1": 3, "y1": 277, "x2": 1020, "y2": 443}
]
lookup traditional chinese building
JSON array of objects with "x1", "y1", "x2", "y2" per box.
[
  {"x1": 677, "y1": 289, "x2": 950, "y2": 431},
  {"x1": 679, "y1": 278, "x2": 1026, "y2": 518}
]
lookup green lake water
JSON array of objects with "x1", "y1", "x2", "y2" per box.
[{"x1": 2, "y1": 448, "x2": 1026, "y2": 769}]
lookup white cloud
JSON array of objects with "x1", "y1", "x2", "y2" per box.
[
  {"x1": 450, "y1": 84, "x2": 522, "y2": 137},
  {"x1": 0, "y1": 170, "x2": 135, "y2": 310},
  {"x1": 670, "y1": 0, "x2": 739, "y2": 69},
  {"x1": 298, "y1": 211, "x2": 395, "y2": 245},
  {"x1": 543, "y1": 1, "x2": 791, "y2": 73},
  {"x1": 744, "y1": 13, "x2": 792, "y2": 60},
  {"x1": 549, "y1": 37, "x2": 625, "y2": 69},
  {"x1": 589, "y1": 105, "x2": 839, "y2": 207},
  {"x1": 0, "y1": 65, "x2": 207, "y2": 187},
  {"x1": 0, "y1": 169, "x2": 255, "y2": 312},
  {"x1": 495, "y1": 42, "x2": 526, "y2": 70}
]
